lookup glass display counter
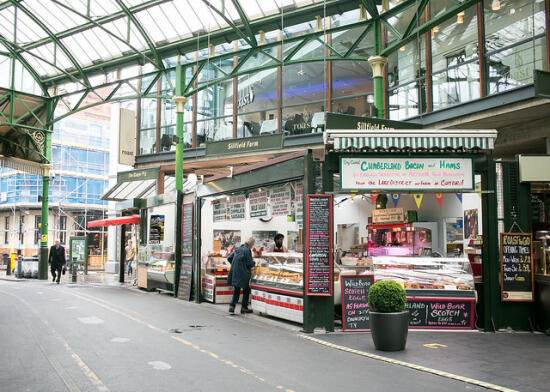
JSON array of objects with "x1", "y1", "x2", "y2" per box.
[
  {"x1": 250, "y1": 252, "x2": 353, "y2": 323},
  {"x1": 137, "y1": 245, "x2": 175, "y2": 292},
  {"x1": 202, "y1": 254, "x2": 233, "y2": 303}
]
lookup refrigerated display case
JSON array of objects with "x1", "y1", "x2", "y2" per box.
[
  {"x1": 202, "y1": 255, "x2": 233, "y2": 303},
  {"x1": 250, "y1": 252, "x2": 352, "y2": 323},
  {"x1": 367, "y1": 223, "x2": 432, "y2": 257},
  {"x1": 137, "y1": 245, "x2": 175, "y2": 291}
]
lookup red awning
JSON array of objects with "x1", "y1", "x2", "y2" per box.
[{"x1": 87, "y1": 215, "x2": 140, "y2": 228}]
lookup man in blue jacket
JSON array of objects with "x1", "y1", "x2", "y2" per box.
[{"x1": 227, "y1": 237, "x2": 256, "y2": 314}]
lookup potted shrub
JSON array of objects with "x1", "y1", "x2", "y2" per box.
[{"x1": 368, "y1": 280, "x2": 409, "y2": 351}]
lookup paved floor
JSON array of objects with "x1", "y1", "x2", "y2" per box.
[{"x1": 1, "y1": 271, "x2": 549, "y2": 392}]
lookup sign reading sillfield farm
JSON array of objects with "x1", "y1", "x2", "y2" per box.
[{"x1": 340, "y1": 157, "x2": 473, "y2": 191}]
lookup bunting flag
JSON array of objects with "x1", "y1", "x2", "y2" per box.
[
  {"x1": 370, "y1": 194, "x2": 378, "y2": 205},
  {"x1": 413, "y1": 194, "x2": 424, "y2": 208},
  {"x1": 434, "y1": 193, "x2": 444, "y2": 207},
  {"x1": 475, "y1": 182, "x2": 482, "y2": 198},
  {"x1": 456, "y1": 193, "x2": 463, "y2": 203},
  {"x1": 391, "y1": 193, "x2": 401, "y2": 207}
]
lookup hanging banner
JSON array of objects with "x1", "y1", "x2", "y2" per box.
[
  {"x1": 413, "y1": 194, "x2": 424, "y2": 208},
  {"x1": 229, "y1": 194, "x2": 246, "y2": 221},
  {"x1": 270, "y1": 184, "x2": 291, "y2": 216},
  {"x1": 435, "y1": 193, "x2": 444, "y2": 207},
  {"x1": 212, "y1": 198, "x2": 227, "y2": 222},
  {"x1": 370, "y1": 194, "x2": 377, "y2": 205},
  {"x1": 391, "y1": 193, "x2": 400, "y2": 207},
  {"x1": 294, "y1": 182, "x2": 304, "y2": 227},
  {"x1": 456, "y1": 193, "x2": 463, "y2": 203},
  {"x1": 249, "y1": 190, "x2": 268, "y2": 218},
  {"x1": 340, "y1": 157, "x2": 474, "y2": 191}
]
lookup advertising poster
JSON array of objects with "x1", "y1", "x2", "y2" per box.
[
  {"x1": 249, "y1": 190, "x2": 268, "y2": 218},
  {"x1": 229, "y1": 194, "x2": 246, "y2": 221},
  {"x1": 212, "y1": 198, "x2": 227, "y2": 222},
  {"x1": 270, "y1": 184, "x2": 291, "y2": 216},
  {"x1": 252, "y1": 231, "x2": 278, "y2": 250},
  {"x1": 149, "y1": 215, "x2": 165, "y2": 244},
  {"x1": 464, "y1": 209, "x2": 478, "y2": 240},
  {"x1": 213, "y1": 230, "x2": 241, "y2": 249},
  {"x1": 294, "y1": 182, "x2": 303, "y2": 228}
]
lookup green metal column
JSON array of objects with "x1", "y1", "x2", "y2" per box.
[
  {"x1": 38, "y1": 99, "x2": 54, "y2": 280},
  {"x1": 368, "y1": 19, "x2": 386, "y2": 119},
  {"x1": 174, "y1": 63, "x2": 186, "y2": 192},
  {"x1": 303, "y1": 149, "x2": 334, "y2": 333}
]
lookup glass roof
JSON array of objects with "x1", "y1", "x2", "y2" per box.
[{"x1": 0, "y1": 0, "x2": 325, "y2": 90}]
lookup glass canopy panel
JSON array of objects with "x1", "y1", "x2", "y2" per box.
[{"x1": 27, "y1": 0, "x2": 86, "y2": 33}]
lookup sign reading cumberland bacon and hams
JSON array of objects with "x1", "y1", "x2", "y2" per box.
[{"x1": 340, "y1": 157, "x2": 474, "y2": 191}]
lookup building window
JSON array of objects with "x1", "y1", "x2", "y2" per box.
[
  {"x1": 4, "y1": 216, "x2": 8, "y2": 244},
  {"x1": 59, "y1": 215, "x2": 67, "y2": 244},
  {"x1": 35, "y1": 215, "x2": 41, "y2": 244},
  {"x1": 484, "y1": 0, "x2": 546, "y2": 94}
]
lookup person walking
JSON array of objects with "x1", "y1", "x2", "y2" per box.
[
  {"x1": 227, "y1": 237, "x2": 256, "y2": 314},
  {"x1": 48, "y1": 239, "x2": 66, "y2": 284},
  {"x1": 125, "y1": 239, "x2": 135, "y2": 276}
]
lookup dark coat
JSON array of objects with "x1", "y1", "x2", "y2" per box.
[
  {"x1": 48, "y1": 245, "x2": 66, "y2": 268},
  {"x1": 227, "y1": 244, "x2": 255, "y2": 289}
]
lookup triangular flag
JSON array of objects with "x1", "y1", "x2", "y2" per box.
[
  {"x1": 475, "y1": 182, "x2": 482, "y2": 198},
  {"x1": 391, "y1": 193, "x2": 400, "y2": 207},
  {"x1": 413, "y1": 194, "x2": 424, "y2": 208},
  {"x1": 370, "y1": 194, "x2": 378, "y2": 205},
  {"x1": 456, "y1": 194, "x2": 462, "y2": 203},
  {"x1": 434, "y1": 193, "x2": 444, "y2": 207}
]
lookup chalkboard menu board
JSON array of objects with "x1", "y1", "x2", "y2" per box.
[
  {"x1": 177, "y1": 257, "x2": 193, "y2": 301},
  {"x1": 341, "y1": 275, "x2": 374, "y2": 331},
  {"x1": 181, "y1": 203, "x2": 193, "y2": 256},
  {"x1": 305, "y1": 194, "x2": 333, "y2": 296},
  {"x1": 407, "y1": 297, "x2": 474, "y2": 329},
  {"x1": 500, "y1": 232, "x2": 534, "y2": 302}
]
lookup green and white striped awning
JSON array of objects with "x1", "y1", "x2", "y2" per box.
[{"x1": 324, "y1": 129, "x2": 497, "y2": 151}]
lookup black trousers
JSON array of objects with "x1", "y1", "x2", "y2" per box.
[
  {"x1": 230, "y1": 286, "x2": 250, "y2": 309},
  {"x1": 50, "y1": 265, "x2": 62, "y2": 282}
]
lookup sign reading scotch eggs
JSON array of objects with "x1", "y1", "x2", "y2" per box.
[{"x1": 340, "y1": 157, "x2": 473, "y2": 191}]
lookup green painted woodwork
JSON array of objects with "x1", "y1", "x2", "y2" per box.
[
  {"x1": 175, "y1": 63, "x2": 184, "y2": 191},
  {"x1": 303, "y1": 150, "x2": 334, "y2": 333}
]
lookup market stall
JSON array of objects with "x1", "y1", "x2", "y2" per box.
[{"x1": 323, "y1": 126, "x2": 498, "y2": 330}]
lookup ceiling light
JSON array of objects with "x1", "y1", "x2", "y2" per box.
[
  {"x1": 457, "y1": 11, "x2": 464, "y2": 24},
  {"x1": 433, "y1": 26, "x2": 439, "y2": 33},
  {"x1": 399, "y1": 46, "x2": 406, "y2": 51},
  {"x1": 491, "y1": 0, "x2": 500, "y2": 11}
]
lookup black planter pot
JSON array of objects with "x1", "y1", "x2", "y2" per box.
[{"x1": 369, "y1": 310, "x2": 409, "y2": 351}]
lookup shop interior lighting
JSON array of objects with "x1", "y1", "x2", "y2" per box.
[{"x1": 491, "y1": 0, "x2": 501, "y2": 11}]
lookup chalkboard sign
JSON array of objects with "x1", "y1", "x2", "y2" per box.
[
  {"x1": 181, "y1": 203, "x2": 193, "y2": 256},
  {"x1": 500, "y1": 232, "x2": 534, "y2": 302},
  {"x1": 305, "y1": 194, "x2": 333, "y2": 296},
  {"x1": 177, "y1": 256, "x2": 193, "y2": 301},
  {"x1": 407, "y1": 297, "x2": 474, "y2": 329},
  {"x1": 341, "y1": 275, "x2": 374, "y2": 331}
]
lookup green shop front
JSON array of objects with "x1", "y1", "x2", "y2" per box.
[{"x1": 323, "y1": 124, "x2": 505, "y2": 331}]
